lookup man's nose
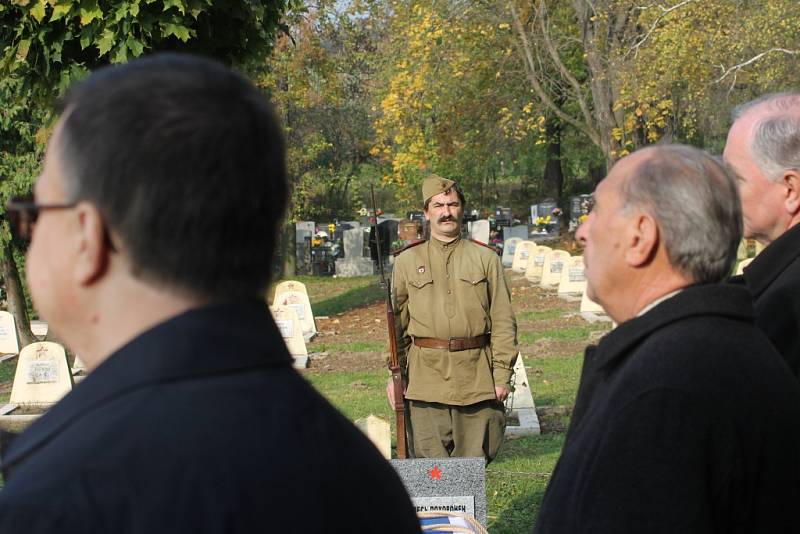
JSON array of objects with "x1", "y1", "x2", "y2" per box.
[{"x1": 575, "y1": 218, "x2": 589, "y2": 245}]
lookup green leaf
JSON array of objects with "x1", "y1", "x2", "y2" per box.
[
  {"x1": 79, "y1": 0, "x2": 102, "y2": 25},
  {"x1": 126, "y1": 35, "x2": 144, "y2": 57},
  {"x1": 95, "y1": 27, "x2": 115, "y2": 56},
  {"x1": 162, "y1": 0, "x2": 185, "y2": 15},
  {"x1": 16, "y1": 39, "x2": 31, "y2": 62},
  {"x1": 29, "y1": 0, "x2": 47, "y2": 22},
  {"x1": 112, "y1": 42, "x2": 127, "y2": 63},
  {"x1": 161, "y1": 22, "x2": 191, "y2": 42},
  {"x1": 50, "y1": 0, "x2": 71, "y2": 22},
  {"x1": 79, "y1": 23, "x2": 94, "y2": 49}
]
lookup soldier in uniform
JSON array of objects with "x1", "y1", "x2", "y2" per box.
[{"x1": 386, "y1": 174, "x2": 517, "y2": 463}]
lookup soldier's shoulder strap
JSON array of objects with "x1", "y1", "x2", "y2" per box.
[{"x1": 393, "y1": 239, "x2": 427, "y2": 257}]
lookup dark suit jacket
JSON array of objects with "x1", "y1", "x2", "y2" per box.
[
  {"x1": 730, "y1": 224, "x2": 800, "y2": 377},
  {"x1": 535, "y1": 284, "x2": 800, "y2": 533},
  {"x1": 0, "y1": 301, "x2": 421, "y2": 533}
]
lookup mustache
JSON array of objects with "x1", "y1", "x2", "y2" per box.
[{"x1": 437, "y1": 216, "x2": 456, "y2": 223}]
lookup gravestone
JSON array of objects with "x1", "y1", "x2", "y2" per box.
[
  {"x1": 501, "y1": 237, "x2": 522, "y2": 268},
  {"x1": 736, "y1": 257, "x2": 754, "y2": 275},
  {"x1": 354, "y1": 414, "x2": 391, "y2": 460},
  {"x1": 511, "y1": 241, "x2": 537, "y2": 273},
  {"x1": 391, "y1": 457, "x2": 486, "y2": 526},
  {"x1": 273, "y1": 281, "x2": 316, "y2": 342},
  {"x1": 72, "y1": 355, "x2": 87, "y2": 375},
  {"x1": 335, "y1": 228, "x2": 374, "y2": 277},
  {"x1": 540, "y1": 250, "x2": 571, "y2": 287},
  {"x1": 557, "y1": 256, "x2": 586, "y2": 296},
  {"x1": 0, "y1": 311, "x2": 19, "y2": 355},
  {"x1": 30, "y1": 320, "x2": 48, "y2": 339},
  {"x1": 504, "y1": 353, "x2": 540, "y2": 437},
  {"x1": 580, "y1": 292, "x2": 613, "y2": 324},
  {"x1": 270, "y1": 305, "x2": 308, "y2": 369},
  {"x1": 524, "y1": 246, "x2": 552, "y2": 283},
  {"x1": 502, "y1": 224, "x2": 528, "y2": 242},
  {"x1": 468, "y1": 219, "x2": 490, "y2": 245},
  {"x1": 10, "y1": 342, "x2": 72, "y2": 406},
  {"x1": 296, "y1": 221, "x2": 315, "y2": 269}
]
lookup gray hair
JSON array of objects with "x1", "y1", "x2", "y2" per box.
[
  {"x1": 732, "y1": 92, "x2": 800, "y2": 182},
  {"x1": 621, "y1": 145, "x2": 742, "y2": 283}
]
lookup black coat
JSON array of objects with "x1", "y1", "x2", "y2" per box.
[
  {"x1": 0, "y1": 301, "x2": 421, "y2": 533},
  {"x1": 731, "y1": 224, "x2": 800, "y2": 377},
  {"x1": 535, "y1": 284, "x2": 800, "y2": 534}
]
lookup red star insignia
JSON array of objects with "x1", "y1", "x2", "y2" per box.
[
  {"x1": 418, "y1": 266, "x2": 426, "y2": 274},
  {"x1": 429, "y1": 465, "x2": 442, "y2": 480}
]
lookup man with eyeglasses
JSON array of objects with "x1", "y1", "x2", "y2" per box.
[
  {"x1": 724, "y1": 92, "x2": 800, "y2": 378},
  {"x1": 0, "y1": 54, "x2": 420, "y2": 533}
]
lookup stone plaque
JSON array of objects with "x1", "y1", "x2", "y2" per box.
[
  {"x1": 502, "y1": 224, "x2": 528, "y2": 242},
  {"x1": 391, "y1": 457, "x2": 487, "y2": 526},
  {"x1": 511, "y1": 240, "x2": 537, "y2": 273},
  {"x1": 524, "y1": 246, "x2": 552, "y2": 283},
  {"x1": 501, "y1": 237, "x2": 522, "y2": 268},
  {"x1": 0, "y1": 311, "x2": 20, "y2": 355},
  {"x1": 272, "y1": 282, "x2": 316, "y2": 342},
  {"x1": 540, "y1": 250, "x2": 571, "y2": 287},
  {"x1": 10, "y1": 342, "x2": 72, "y2": 406},
  {"x1": 412, "y1": 496, "x2": 474, "y2": 517},
  {"x1": 558, "y1": 256, "x2": 587, "y2": 296},
  {"x1": 504, "y1": 353, "x2": 541, "y2": 437},
  {"x1": 269, "y1": 306, "x2": 308, "y2": 369},
  {"x1": 580, "y1": 291, "x2": 605, "y2": 314}
]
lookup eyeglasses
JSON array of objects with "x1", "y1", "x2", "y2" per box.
[{"x1": 5, "y1": 198, "x2": 77, "y2": 246}]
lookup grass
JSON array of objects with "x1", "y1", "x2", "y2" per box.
[
  {"x1": 524, "y1": 353, "x2": 583, "y2": 407},
  {"x1": 269, "y1": 274, "x2": 384, "y2": 317},
  {"x1": 519, "y1": 324, "x2": 599, "y2": 344},
  {"x1": 312, "y1": 340, "x2": 385, "y2": 353},
  {"x1": 516, "y1": 309, "x2": 567, "y2": 322}
]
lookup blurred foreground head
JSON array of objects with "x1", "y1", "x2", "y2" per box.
[{"x1": 54, "y1": 53, "x2": 288, "y2": 300}]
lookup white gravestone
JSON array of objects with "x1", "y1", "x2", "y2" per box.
[
  {"x1": 273, "y1": 281, "x2": 316, "y2": 342},
  {"x1": 558, "y1": 256, "x2": 586, "y2": 296},
  {"x1": 270, "y1": 305, "x2": 308, "y2": 369},
  {"x1": 468, "y1": 219, "x2": 490, "y2": 245},
  {"x1": 540, "y1": 250, "x2": 571, "y2": 288},
  {"x1": 504, "y1": 353, "x2": 540, "y2": 437},
  {"x1": 524, "y1": 245, "x2": 552, "y2": 283},
  {"x1": 501, "y1": 237, "x2": 522, "y2": 268},
  {"x1": 0, "y1": 311, "x2": 20, "y2": 355},
  {"x1": 10, "y1": 342, "x2": 73, "y2": 406},
  {"x1": 30, "y1": 320, "x2": 48, "y2": 338},
  {"x1": 72, "y1": 354, "x2": 87, "y2": 375},
  {"x1": 355, "y1": 414, "x2": 391, "y2": 459},
  {"x1": 736, "y1": 257, "x2": 754, "y2": 276},
  {"x1": 511, "y1": 241, "x2": 537, "y2": 273}
]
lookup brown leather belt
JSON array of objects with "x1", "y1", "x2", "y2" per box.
[{"x1": 413, "y1": 334, "x2": 490, "y2": 352}]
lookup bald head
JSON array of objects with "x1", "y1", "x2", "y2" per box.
[{"x1": 620, "y1": 145, "x2": 742, "y2": 283}]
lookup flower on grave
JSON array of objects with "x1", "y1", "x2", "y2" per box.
[{"x1": 535, "y1": 215, "x2": 552, "y2": 231}]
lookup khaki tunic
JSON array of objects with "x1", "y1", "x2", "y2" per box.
[{"x1": 392, "y1": 237, "x2": 518, "y2": 406}]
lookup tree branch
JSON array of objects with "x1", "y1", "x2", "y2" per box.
[
  {"x1": 509, "y1": 1, "x2": 601, "y2": 147},
  {"x1": 627, "y1": 0, "x2": 695, "y2": 57}
]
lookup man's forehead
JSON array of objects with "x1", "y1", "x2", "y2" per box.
[{"x1": 429, "y1": 190, "x2": 460, "y2": 204}]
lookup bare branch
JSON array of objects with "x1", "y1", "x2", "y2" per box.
[
  {"x1": 536, "y1": 1, "x2": 594, "y2": 128},
  {"x1": 509, "y1": 1, "x2": 601, "y2": 148},
  {"x1": 715, "y1": 48, "x2": 800, "y2": 84}
]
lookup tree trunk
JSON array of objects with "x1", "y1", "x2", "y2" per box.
[
  {"x1": 1, "y1": 242, "x2": 36, "y2": 348},
  {"x1": 543, "y1": 116, "x2": 564, "y2": 205},
  {"x1": 282, "y1": 223, "x2": 296, "y2": 278}
]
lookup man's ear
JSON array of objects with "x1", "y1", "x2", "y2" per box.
[
  {"x1": 783, "y1": 169, "x2": 800, "y2": 215},
  {"x1": 73, "y1": 202, "x2": 111, "y2": 286},
  {"x1": 625, "y1": 212, "x2": 659, "y2": 267}
]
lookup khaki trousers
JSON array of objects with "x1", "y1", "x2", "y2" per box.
[{"x1": 407, "y1": 399, "x2": 505, "y2": 464}]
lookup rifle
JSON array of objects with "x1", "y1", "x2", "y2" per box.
[{"x1": 370, "y1": 185, "x2": 407, "y2": 459}]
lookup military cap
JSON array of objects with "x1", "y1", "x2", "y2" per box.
[{"x1": 422, "y1": 174, "x2": 456, "y2": 203}]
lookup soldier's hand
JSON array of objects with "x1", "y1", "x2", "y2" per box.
[
  {"x1": 495, "y1": 386, "x2": 510, "y2": 403},
  {"x1": 386, "y1": 376, "x2": 407, "y2": 408}
]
